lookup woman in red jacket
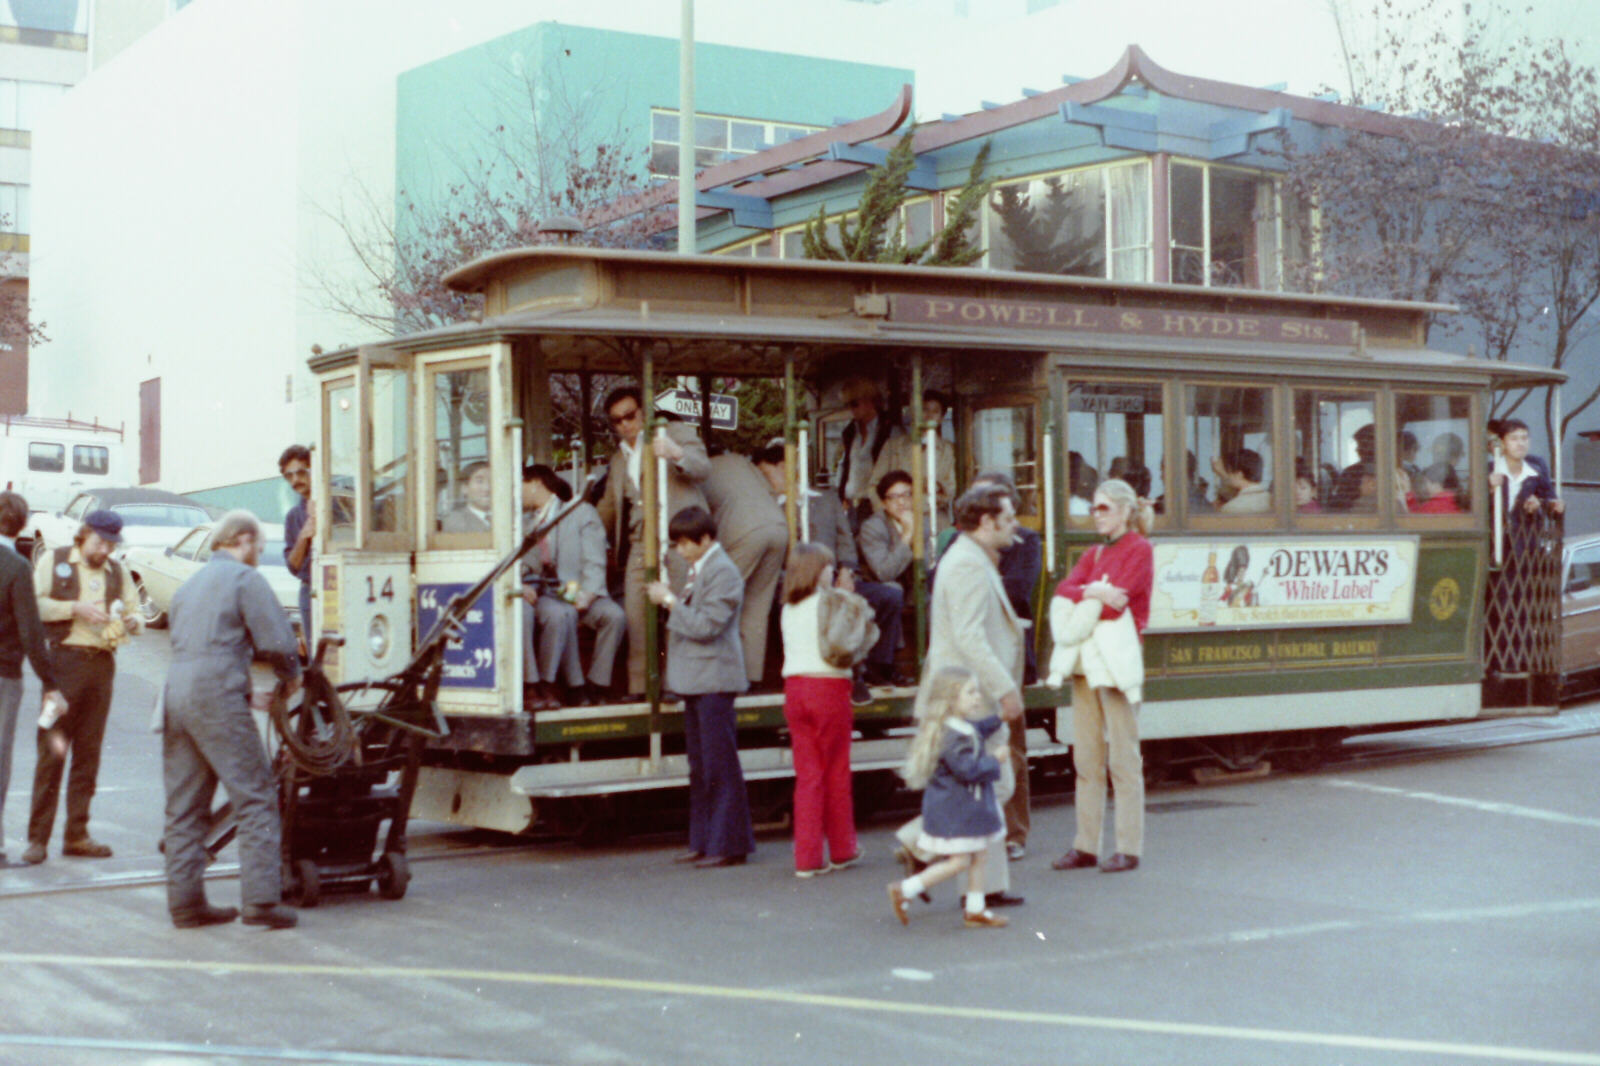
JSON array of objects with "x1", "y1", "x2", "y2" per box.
[{"x1": 1049, "y1": 478, "x2": 1153, "y2": 875}]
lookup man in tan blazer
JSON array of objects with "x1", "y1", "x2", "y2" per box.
[
  {"x1": 701, "y1": 451, "x2": 788, "y2": 686},
  {"x1": 594, "y1": 386, "x2": 710, "y2": 696},
  {"x1": 898, "y1": 482, "x2": 1026, "y2": 907}
]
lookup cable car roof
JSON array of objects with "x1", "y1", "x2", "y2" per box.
[{"x1": 310, "y1": 248, "x2": 1564, "y2": 390}]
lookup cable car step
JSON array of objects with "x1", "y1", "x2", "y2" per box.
[{"x1": 511, "y1": 734, "x2": 1070, "y2": 798}]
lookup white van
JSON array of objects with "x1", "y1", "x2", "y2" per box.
[{"x1": 0, "y1": 416, "x2": 127, "y2": 516}]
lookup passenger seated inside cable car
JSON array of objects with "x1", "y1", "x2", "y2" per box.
[{"x1": 441, "y1": 461, "x2": 493, "y2": 532}]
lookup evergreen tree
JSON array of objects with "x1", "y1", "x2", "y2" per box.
[{"x1": 802, "y1": 133, "x2": 992, "y2": 266}]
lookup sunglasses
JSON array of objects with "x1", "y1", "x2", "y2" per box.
[
  {"x1": 609, "y1": 407, "x2": 641, "y2": 426},
  {"x1": 1091, "y1": 502, "x2": 1117, "y2": 514}
]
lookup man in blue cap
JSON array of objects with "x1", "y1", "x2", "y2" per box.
[{"x1": 22, "y1": 508, "x2": 142, "y2": 864}]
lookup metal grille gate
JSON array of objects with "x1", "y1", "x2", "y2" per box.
[{"x1": 1484, "y1": 510, "x2": 1563, "y2": 708}]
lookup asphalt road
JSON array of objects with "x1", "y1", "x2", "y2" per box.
[{"x1": 0, "y1": 631, "x2": 1597, "y2": 1066}]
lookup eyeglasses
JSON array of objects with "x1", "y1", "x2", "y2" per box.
[
  {"x1": 1091, "y1": 502, "x2": 1116, "y2": 514},
  {"x1": 885, "y1": 490, "x2": 914, "y2": 501},
  {"x1": 608, "y1": 406, "x2": 641, "y2": 427}
]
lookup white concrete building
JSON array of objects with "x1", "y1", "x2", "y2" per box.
[{"x1": 43, "y1": 0, "x2": 1581, "y2": 511}]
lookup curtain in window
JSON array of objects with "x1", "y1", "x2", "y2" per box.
[
  {"x1": 1108, "y1": 162, "x2": 1150, "y2": 282},
  {"x1": 1255, "y1": 181, "x2": 1280, "y2": 290}
]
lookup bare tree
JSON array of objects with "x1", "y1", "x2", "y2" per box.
[
  {"x1": 309, "y1": 47, "x2": 670, "y2": 450},
  {"x1": 1288, "y1": 0, "x2": 1600, "y2": 450},
  {"x1": 0, "y1": 215, "x2": 46, "y2": 353}
]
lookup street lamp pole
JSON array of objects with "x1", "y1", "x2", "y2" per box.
[{"x1": 678, "y1": 0, "x2": 695, "y2": 254}]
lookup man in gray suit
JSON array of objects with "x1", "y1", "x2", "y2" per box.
[
  {"x1": 646, "y1": 507, "x2": 754, "y2": 867},
  {"x1": 162, "y1": 510, "x2": 301, "y2": 929},
  {"x1": 701, "y1": 451, "x2": 788, "y2": 687},
  {"x1": 754, "y1": 443, "x2": 905, "y2": 696},
  {"x1": 522, "y1": 463, "x2": 623, "y2": 704},
  {"x1": 441, "y1": 461, "x2": 493, "y2": 533},
  {"x1": 899, "y1": 483, "x2": 1026, "y2": 908},
  {"x1": 595, "y1": 387, "x2": 710, "y2": 696}
]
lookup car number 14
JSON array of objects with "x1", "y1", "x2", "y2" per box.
[{"x1": 366, "y1": 575, "x2": 395, "y2": 604}]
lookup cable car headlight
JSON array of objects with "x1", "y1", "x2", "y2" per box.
[{"x1": 368, "y1": 614, "x2": 392, "y2": 660}]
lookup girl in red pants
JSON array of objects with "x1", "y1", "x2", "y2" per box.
[{"x1": 780, "y1": 544, "x2": 874, "y2": 878}]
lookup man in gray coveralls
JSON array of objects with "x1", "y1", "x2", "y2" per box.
[{"x1": 162, "y1": 510, "x2": 302, "y2": 929}]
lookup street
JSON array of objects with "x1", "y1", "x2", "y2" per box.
[{"x1": 0, "y1": 631, "x2": 1597, "y2": 1066}]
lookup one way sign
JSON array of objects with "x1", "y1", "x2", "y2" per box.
[{"x1": 655, "y1": 388, "x2": 739, "y2": 430}]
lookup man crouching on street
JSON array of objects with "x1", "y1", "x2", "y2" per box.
[{"x1": 163, "y1": 510, "x2": 302, "y2": 930}]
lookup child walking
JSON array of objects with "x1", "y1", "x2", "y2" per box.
[{"x1": 887, "y1": 666, "x2": 1009, "y2": 930}]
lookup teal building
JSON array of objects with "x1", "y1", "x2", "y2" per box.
[{"x1": 395, "y1": 22, "x2": 914, "y2": 242}]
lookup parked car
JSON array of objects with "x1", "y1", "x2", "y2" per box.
[
  {"x1": 22, "y1": 487, "x2": 212, "y2": 564},
  {"x1": 123, "y1": 521, "x2": 299, "y2": 629},
  {"x1": 1561, "y1": 531, "x2": 1600, "y2": 700}
]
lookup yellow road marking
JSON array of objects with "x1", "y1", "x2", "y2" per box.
[{"x1": 2, "y1": 952, "x2": 1597, "y2": 1064}]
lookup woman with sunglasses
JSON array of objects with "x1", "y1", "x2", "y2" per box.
[{"x1": 1048, "y1": 478, "x2": 1153, "y2": 875}]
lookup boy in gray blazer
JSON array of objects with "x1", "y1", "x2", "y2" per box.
[{"x1": 646, "y1": 507, "x2": 754, "y2": 867}]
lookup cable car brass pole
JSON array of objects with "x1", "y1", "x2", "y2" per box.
[
  {"x1": 579, "y1": 370, "x2": 593, "y2": 495},
  {"x1": 784, "y1": 353, "x2": 798, "y2": 550},
  {"x1": 911, "y1": 353, "x2": 927, "y2": 667},
  {"x1": 642, "y1": 348, "x2": 662, "y2": 762}
]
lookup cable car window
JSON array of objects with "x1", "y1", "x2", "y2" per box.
[
  {"x1": 326, "y1": 381, "x2": 358, "y2": 546},
  {"x1": 1395, "y1": 392, "x2": 1472, "y2": 515},
  {"x1": 371, "y1": 368, "x2": 410, "y2": 535},
  {"x1": 27, "y1": 442, "x2": 63, "y2": 472},
  {"x1": 1293, "y1": 389, "x2": 1377, "y2": 514},
  {"x1": 970, "y1": 401, "x2": 1038, "y2": 517},
  {"x1": 72, "y1": 445, "x2": 108, "y2": 475},
  {"x1": 1065, "y1": 381, "x2": 1164, "y2": 523},
  {"x1": 431, "y1": 366, "x2": 491, "y2": 536},
  {"x1": 1187, "y1": 385, "x2": 1273, "y2": 515}
]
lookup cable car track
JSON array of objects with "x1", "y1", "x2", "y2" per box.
[{"x1": 5, "y1": 708, "x2": 1595, "y2": 902}]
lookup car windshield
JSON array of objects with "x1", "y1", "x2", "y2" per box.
[{"x1": 113, "y1": 504, "x2": 211, "y2": 528}]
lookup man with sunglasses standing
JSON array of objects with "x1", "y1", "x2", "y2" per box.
[
  {"x1": 596, "y1": 386, "x2": 710, "y2": 698},
  {"x1": 280, "y1": 444, "x2": 315, "y2": 652}
]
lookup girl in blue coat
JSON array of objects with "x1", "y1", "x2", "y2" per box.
[{"x1": 887, "y1": 666, "x2": 1009, "y2": 930}]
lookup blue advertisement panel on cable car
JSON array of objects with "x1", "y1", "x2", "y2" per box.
[{"x1": 417, "y1": 582, "x2": 496, "y2": 689}]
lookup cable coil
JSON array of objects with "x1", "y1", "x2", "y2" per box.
[{"x1": 269, "y1": 670, "x2": 359, "y2": 777}]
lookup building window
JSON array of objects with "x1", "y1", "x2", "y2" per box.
[
  {"x1": 1170, "y1": 160, "x2": 1307, "y2": 290},
  {"x1": 650, "y1": 109, "x2": 821, "y2": 180},
  {"x1": 27, "y1": 442, "x2": 63, "y2": 472},
  {"x1": 0, "y1": 79, "x2": 70, "y2": 138},
  {"x1": 768, "y1": 197, "x2": 933, "y2": 259},
  {"x1": 985, "y1": 160, "x2": 1151, "y2": 282},
  {"x1": 0, "y1": 184, "x2": 29, "y2": 235},
  {"x1": 72, "y1": 444, "x2": 108, "y2": 475}
]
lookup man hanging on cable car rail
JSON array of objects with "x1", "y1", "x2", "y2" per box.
[
  {"x1": 596, "y1": 386, "x2": 709, "y2": 699},
  {"x1": 836, "y1": 377, "x2": 904, "y2": 533},
  {"x1": 754, "y1": 442, "x2": 905, "y2": 704}
]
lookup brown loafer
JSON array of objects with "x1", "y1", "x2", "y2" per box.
[
  {"x1": 22, "y1": 842, "x2": 46, "y2": 865},
  {"x1": 887, "y1": 883, "x2": 910, "y2": 926},
  {"x1": 1050, "y1": 849, "x2": 1097, "y2": 870},
  {"x1": 963, "y1": 909, "x2": 1010, "y2": 929},
  {"x1": 1100, "y1": 852, "x2": 1140, "y2": 873},
  {"x1": 241, "y1": 903, "x2": 298, "y2": 929},
  {"x1": 172, "y1": 903, "x2": 239, "y2": 929},
  {"x1": 62, "y1": 837, "x2": 113, "y2": 859}
]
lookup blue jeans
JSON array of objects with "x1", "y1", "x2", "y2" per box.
[{"x1": 854, "y1": 580, "x2": 903, "y2": 668}]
